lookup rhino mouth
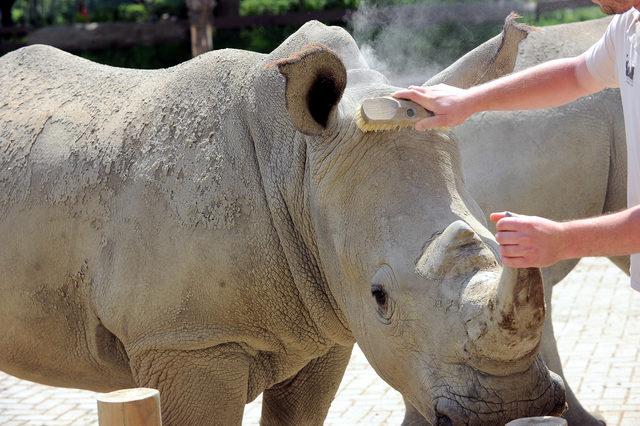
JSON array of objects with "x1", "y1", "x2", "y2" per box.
[{"x1": 428, "y1": 360, "x2": 566, "y2": 425}]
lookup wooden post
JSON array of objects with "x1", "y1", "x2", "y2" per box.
[
  {"x1": 186, "y1": 0, "x2": 216, "y2": 57},
  {"x1": 506, "y1": 417, "x2": 568, "y2": 426},
  {"x1": 97, "y1": 388, "x2": 162, "y2": 426}
]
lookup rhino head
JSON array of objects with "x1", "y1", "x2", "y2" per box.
[{"x1": 250, "y1": 21, "x2": 565, "y2": 425}]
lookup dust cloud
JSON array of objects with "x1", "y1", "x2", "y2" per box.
[{"x1": 347, "y1": 1, "x2": 504, "y2": 87}]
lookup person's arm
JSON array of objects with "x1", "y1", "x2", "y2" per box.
[
  {"x1": 392, "y1": 53, "x2": 605, "y2": 130},
  {"x1": 490, "y1": 206, "x2": 640, "y2": 268}
]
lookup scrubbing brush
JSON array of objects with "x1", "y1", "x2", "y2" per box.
[{"x1": 355, "y1": 96, "x2": 434, "y2": 132}]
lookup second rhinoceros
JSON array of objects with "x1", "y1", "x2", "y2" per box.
[
  {"x1": 0, "y1": 22, "x2": 565, "y2": 425},
  {"x1": 422, "y1": 16, "x2": 623, "y2": 426}
]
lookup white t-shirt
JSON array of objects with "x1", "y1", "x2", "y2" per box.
[{"x1": 585, "y1": 8, "x2": 640, "y2": 291}]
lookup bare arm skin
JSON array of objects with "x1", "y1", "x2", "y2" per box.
[
  {"x1": 393, "y1": 53, "x2": 604, "y2": 130},
  {"x1": 489, "y1": 207, "x2": 640, "y2": 268}
]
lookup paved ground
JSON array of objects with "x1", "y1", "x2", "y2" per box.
[{"x1": 1, "y1": 257, "x2": 639, "y2": 425}]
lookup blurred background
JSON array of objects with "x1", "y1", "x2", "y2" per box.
[{"x1": 0, "y1": 0, "x2": 607, "y2": 85}]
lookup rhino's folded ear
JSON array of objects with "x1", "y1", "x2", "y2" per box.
[
  {"x1": 425, "y1": 13, "x2": 532, "y2": 88},
  {"x1": 275, "y1": 44, "x2": 347, "y2": 135}
]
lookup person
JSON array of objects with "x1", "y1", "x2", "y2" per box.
[{"x1": 393, "y1": 1, "x2": 640, "y2": 286}]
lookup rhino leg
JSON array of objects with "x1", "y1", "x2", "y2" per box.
[
  {"x1": 260, "y1": 344, "x2": 353, "y2": 425},
  {"x1": 401, "y1": 396, "x2": 429, "y2": 426},
  {"x1": 541, "y1": 270, "x2": 606, "y2": 426},
  {"x1": 128, "y1": 344, "x2": 250, "y2": 426}
]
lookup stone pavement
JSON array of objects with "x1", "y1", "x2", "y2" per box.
[{"x1": 1, "y1": 257, "x2": 639, "y2": 425}]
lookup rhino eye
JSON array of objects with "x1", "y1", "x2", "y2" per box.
[
  {"x1": 370, "y1": 266, "x2": 395, "y2": 323},
  {"x1": 371, "y1": 284, "x2": 388, "y2": 311}
]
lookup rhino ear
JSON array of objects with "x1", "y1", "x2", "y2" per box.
[
  {"x1": 425, "y1": 13, "x2": 532, "y2": 88},
  {"x1": 276, "y1": 44, "x2": 347, "y2": 135}
]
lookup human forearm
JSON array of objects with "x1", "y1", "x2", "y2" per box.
[
  {"x1": 491, "y1": 206, "x2": 640, "y2": 268},
  {"x1": 559, "y1": 206, "x2": 640, "y2": 259},
  {"x1": 466, "y1": 56, "x2": 595, "y2": 114},
  {"x1": 392, "y1": 54, "x2": 602, "y2": 130}
]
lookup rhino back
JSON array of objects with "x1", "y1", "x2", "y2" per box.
[
  {"x1": 458, "y1": 16, "x2": 624, "y2": 242},
  {"x1": 0, "y1": 44, "x2": 263, "y2": 217},
  {"x1": 515, "y1": 17, "x2": 613, "y2": 69}
]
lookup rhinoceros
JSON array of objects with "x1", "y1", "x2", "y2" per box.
[
  {"x1": 0, "y1": 21, "x2": 566, "y2": 425},
  {"x1": 401, "y1": 16, "x2": 624, "y2": 426}
]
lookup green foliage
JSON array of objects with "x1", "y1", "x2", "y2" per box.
[
  {"x1": 10, "y1": 0, "x2": 185, "y2": 25},
  {"x1": 522, "y1": 6, "x2": 606, "y2": 26},
  {"x1": 117, "y1": 3, "x2": 148, "y2": 21},
  {"x1": 302, "y1": 0, "x2": 328, "y2": 11},
  {"x1": 150, "y1": 0, "x2": 185, "y2": 17},
  {"x1": 12, "y1": 0, "x2": 76, "y2": 25},
  {"x1": 239, "y1": 0, "x2": 357, "y2": 16},
  {"x1": 11, "y1": 6, "x2": 24, "y2": 22},
  {"x1": 240, "y1": 0, "x2": 295, "y2": 15}
]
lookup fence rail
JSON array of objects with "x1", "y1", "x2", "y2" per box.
[{"x1": 1, "y1": 0, "x2": 601, "y2": 53}]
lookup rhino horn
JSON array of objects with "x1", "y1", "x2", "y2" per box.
[
  {"x1": 465, "y1": 266, "x2": 545, "y2": 363},
  {"x1": 424, "y1": 13, "x2": 532, "y2": 88}
]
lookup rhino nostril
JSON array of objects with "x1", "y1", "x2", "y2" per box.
[{"x1": 435, "y1": 413, "x2": 453, "y2": 426}]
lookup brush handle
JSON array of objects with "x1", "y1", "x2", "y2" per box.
[
  {"x1": 394, "y1": 99, "x2": 434, "y2": 122},
  {"x1": 361, "y1": 96, "x2": 433, "y2": 124}
]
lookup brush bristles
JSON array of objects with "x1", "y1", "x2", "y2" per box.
[{"x1": 354, "y1": 106, "x2": 414, "y2": 132}]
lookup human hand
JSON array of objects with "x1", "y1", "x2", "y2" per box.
[
  {"x1": 490, "y1": 211, "x2": 568, "y2": 268},
  {"x1": 392, "y1": 84, "x2": 475, "y2": 131}
]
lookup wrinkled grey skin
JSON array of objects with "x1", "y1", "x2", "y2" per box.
[
  {"x1": 0, "y1": 22, "x2": 566, "y2": 425},
  {"x1": 403, "y1": 17, "x2": 623, "y2": 426}
]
